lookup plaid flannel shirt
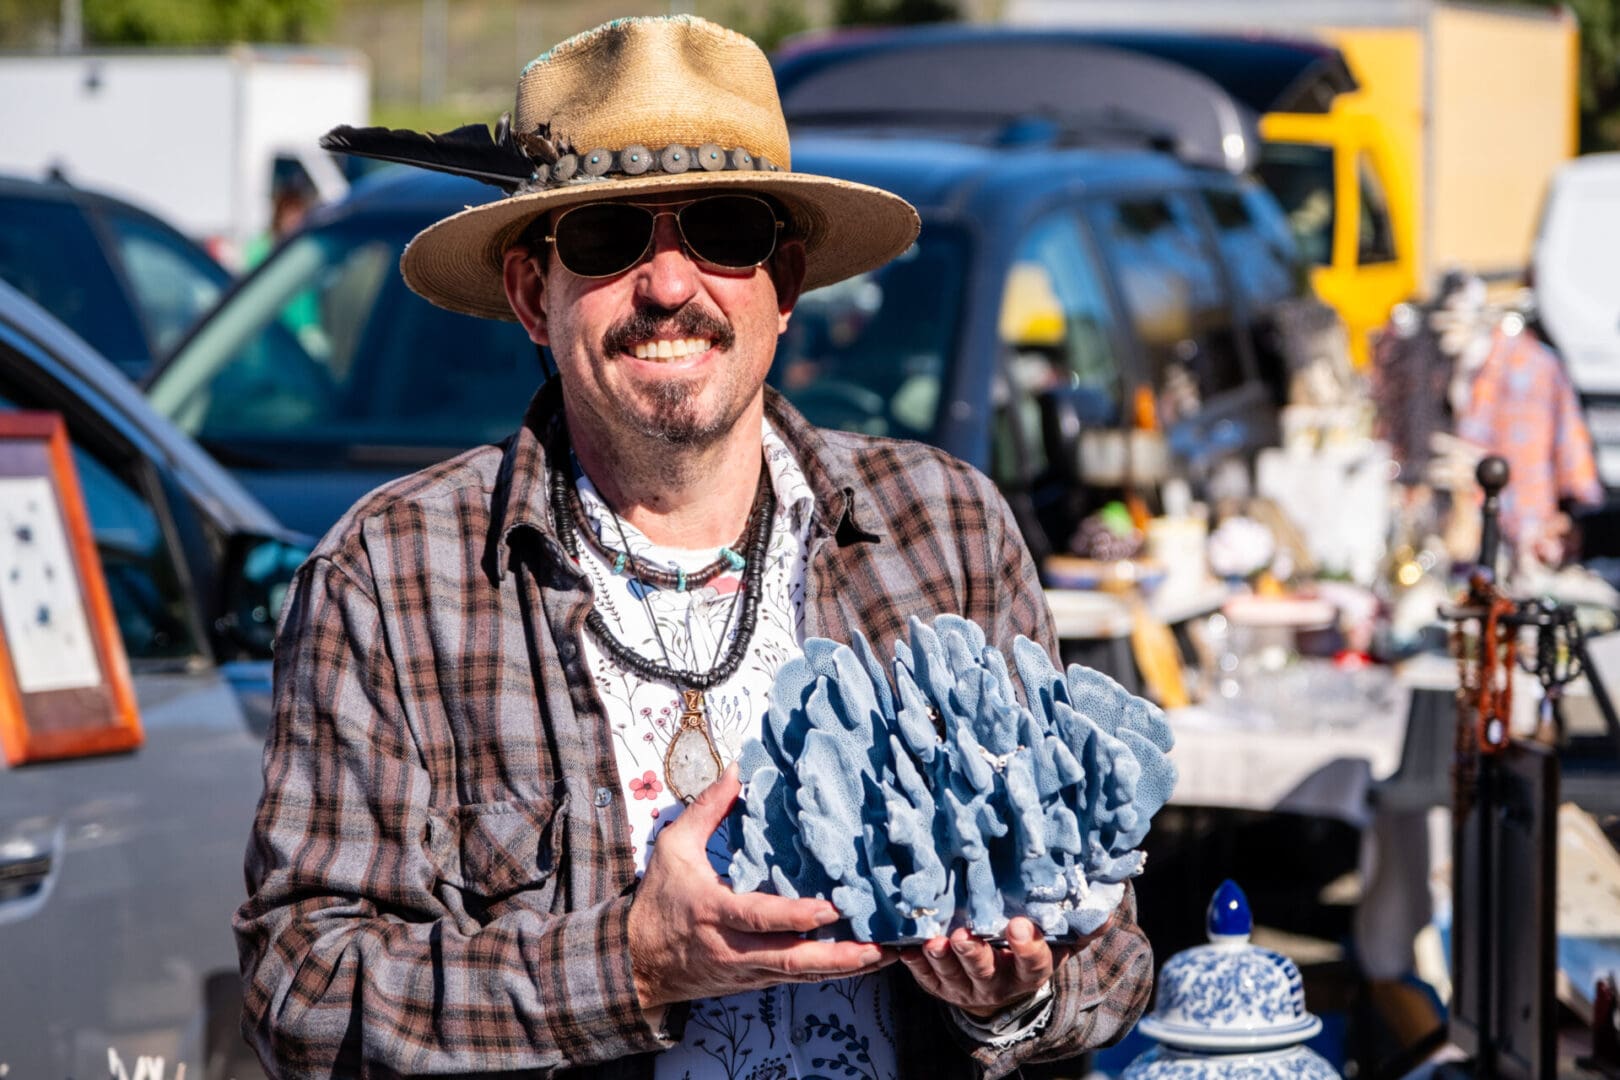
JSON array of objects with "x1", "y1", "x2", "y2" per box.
[{"x1": 235, "y1": 382, "x2": 1154, "y2": 1078}]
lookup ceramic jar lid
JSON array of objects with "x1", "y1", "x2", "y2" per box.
[{"x1": 1135, "y1": 881, "x2": 1324, "y2": 1052}]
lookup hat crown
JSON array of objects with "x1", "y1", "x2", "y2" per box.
[{"x1": 515, "y1": 16, "x2": 791, "y2": 171}]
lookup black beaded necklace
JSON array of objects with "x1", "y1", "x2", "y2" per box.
[{"x1": 548, "y1": 449, "x2": 775, "y2": 802}]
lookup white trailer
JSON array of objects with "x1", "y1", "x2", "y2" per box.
[{"x1": 0, "y1": 46, "x2": 369, "y2": 264}]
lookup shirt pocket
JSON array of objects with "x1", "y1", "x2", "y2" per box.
[{"x1": 427, "y1": 790, "x2": 570, "y2": 907}]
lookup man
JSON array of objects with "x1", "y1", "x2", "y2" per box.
[{"x1": 236, "y1": 15, "x2": 1152, "y2": 1077}]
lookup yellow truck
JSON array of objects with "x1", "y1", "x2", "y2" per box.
[{"x1": 1008, "y1": 0, "x2": 1580, "y2": 366}]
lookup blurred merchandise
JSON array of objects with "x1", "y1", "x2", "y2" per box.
[
  {"x1": 1451, "y1": 309, "x2": 1602, "y2": 566},
  {"x1": 1372, "y1": 300, "x2": 1453, "y2": 481},
  {"x1": 1373, "y1": 272, "x2": 1603, "y2": 575},
  {"x1": 1005, "y1": 1, "x2": 1579, "y2": 369},
  {"x1": 1070, "y1": 500, "x2": 1145, "y2": 561},
  {"x1": 1241, "y1": 498, "x2": 1315, "y2": 584},
  {"x1": 1207, "y1": 515, "x2": 1276, "y2": 582},
  {"x1": 1145, "y1": 485, "x2": 1213, "y2": 608},
  {"x1": 1255, "y1": 439, "x2": 1392, "y2": 586},
  {"x1": 0, "y1": 49, "x2": 366, "y2": 262}
]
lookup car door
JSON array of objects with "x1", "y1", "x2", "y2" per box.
[
  {"x1": 0, "y1": 318, "x2": 268, "y2": 1079},
  {"x1": 990, "y1": 205, "x2": 1133, "y2": 558},
  {"x1": 1083, "y1": 187, "x2": 1278, "y2": 477}
]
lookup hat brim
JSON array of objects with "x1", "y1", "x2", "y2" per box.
[{"x1": 400, "y1": 170, "x2": 921, "y2": 321}]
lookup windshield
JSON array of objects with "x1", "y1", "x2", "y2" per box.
[
  {"x1": 147, "y1": 218, "x2": 540, "y2": 464},
  {"x1": 1255, "y1": 141, "x2": 1336, "y2": 267},
  {"x1": 769, "y1": 226, "x2": 969, "y2": 440}
]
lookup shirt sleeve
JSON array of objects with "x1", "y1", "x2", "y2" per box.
[{"x1": 234, "y1": 554, "x2": 674, "y2": 1077}]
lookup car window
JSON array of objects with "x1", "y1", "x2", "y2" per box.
[
  {"x1": 0, "y1": 381, "x2": 201, "y2": 662},
  {"x1": 1357, "y1": 154, "x2": 1398, "y2": 265},
  {"x1": 0, "y1": 195, "x2": 149, "y2": 376},
  {"x1": 1256, "y1": 142, "x2": 1336, "y2": 267},
  {"x1": 993, "y1": 209, "x2": 1123, "y2": 484},
  {"x1": 1201, "y1": 184, "x2": 1301, "y2": 308},
  {"x1": 769, "y1": 228, "x2": 969, "y2": 440},
  {"x1": 97, "y1": 206, "x2": 229, "y2": 357},
  {"x1": 148, "y1": 220, "x2": 542, "y2": 455},
  {"x1": 1086, "y1": 192, "x2": 1248, "y2": 422}
]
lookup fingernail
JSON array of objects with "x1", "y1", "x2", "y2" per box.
[
  {"x1": 816, "y1": 904, "x2": 841, "y2": 925},
  {"x1": 859, "y1": 947, "x2": 882, "y2": 965},
  {"x1": 1009, "y1": 921, "x2": 1032, "y2": 944},
  {"x1": 927, "y1": 941, "x2": 949, "y2": 958},
  {"x1": 951, "y1": 936, "x2": 973, "y2": 954}
]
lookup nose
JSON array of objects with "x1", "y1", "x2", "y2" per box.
[{"x1": 633, "y1": 212, "x2": 700, "y2": 309}]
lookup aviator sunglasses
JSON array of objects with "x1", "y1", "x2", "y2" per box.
[{"x1": 543, "y1": 193, "x2": 785, "y2": 279}]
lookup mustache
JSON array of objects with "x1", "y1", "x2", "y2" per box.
[{"x1": 602, "y1": 303, "x2": 735, "y2": 357}]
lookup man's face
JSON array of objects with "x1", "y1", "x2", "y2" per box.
[{"x1": 504, "y1": 191, "x2": 806, "y2": 451}]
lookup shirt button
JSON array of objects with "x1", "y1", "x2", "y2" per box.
[
  {"x1": 594, "y1": 787, "x2": 613, "y2": 808},
  {"x1": 559, "y1": 639, "x2": 577, "y2": 661}
]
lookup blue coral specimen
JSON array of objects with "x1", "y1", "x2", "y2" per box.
[{"x1": 728, "y1": 615, "x2": 1176, "y2": 943}]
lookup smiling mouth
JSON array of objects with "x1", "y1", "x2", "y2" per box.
[{"x1": 631, "y1": 337, "x2": 713, "y2": 360}]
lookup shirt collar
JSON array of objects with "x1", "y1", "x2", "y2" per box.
[{"x1": 489, "y1": 382, "x2": 883, "y2": 580}]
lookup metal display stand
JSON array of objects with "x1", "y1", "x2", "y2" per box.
[{"x1": 1439, "y1": 458, "x2": 1620, "y2": 1080}]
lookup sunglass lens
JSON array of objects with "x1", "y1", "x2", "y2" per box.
[
  {"x1": 554, "y1": 202, "x2": 654, "y2": 277},
  {"x1": 678, "y1": 195, "x2": 779, "y2": 269}
]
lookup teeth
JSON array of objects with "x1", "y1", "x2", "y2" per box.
[{"x1": 632, "y1": 338, "x2": 712, "y2": 360}]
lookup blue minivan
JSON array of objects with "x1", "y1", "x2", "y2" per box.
[{"x1": 147, "y1": 37, "x2": 1311, "y2": 563}]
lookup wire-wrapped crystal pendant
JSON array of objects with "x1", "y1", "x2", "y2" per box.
[{"x1": 664, "y1": 688, "x2": 723, "y2": 803}]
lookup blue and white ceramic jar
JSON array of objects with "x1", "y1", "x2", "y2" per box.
[{"x1": 1124, "y1": 881, "x2": 1339, "y2": 1080}]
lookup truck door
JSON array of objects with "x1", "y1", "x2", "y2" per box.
[{"x1": 1259, "y1": 109, "x2": 1416, "y2": 367}]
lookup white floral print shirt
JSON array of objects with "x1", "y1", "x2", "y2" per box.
[{"x1": 572, "y1": 421, "x2": 899, "y2": 1080}]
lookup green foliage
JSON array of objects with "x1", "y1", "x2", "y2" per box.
[
  {"x1": 82, "y1": 0, "x2": 334, "y2": 46},
  {"x1": 833, "y1": 0, "x2": 958, "y2": 27},
  {"x1": 1479, "y1": 0, "x2": 1620, "y2": 151},
  {"x1": 0, "y1": 0, "x2": 63, "y2": 46},
  {"x1": 724, "y1": 0, "x2": 811, "y2": 53}
]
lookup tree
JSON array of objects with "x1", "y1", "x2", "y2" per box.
[
  {"x1": 725, "y1": 0, "x2": 811, "y2": 54},
  {"x1": 83, "y1": 0, "x2": 333, "y2": 46},
  {"x1": 833, "y1": 0, "x2": 959, "y2": 27}
]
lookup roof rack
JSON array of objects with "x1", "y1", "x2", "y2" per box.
[{"x1": 776, "y1": 35, "x2": 1260, "y2": 174}]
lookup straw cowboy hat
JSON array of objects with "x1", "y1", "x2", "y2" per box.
[{"x1": 321, "y1": 14, "x2": 921, "y2": 321}]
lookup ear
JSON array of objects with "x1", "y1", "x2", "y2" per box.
[
  {"x1": 769, "y1": 237, "x2": 807, "y2": 335},
  {"x1": 502, "y1": 247, "x2": 549, "y2": 346}
]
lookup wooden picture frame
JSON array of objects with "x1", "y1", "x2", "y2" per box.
[{"x1": 0, "y1": 412, "x2": 142, "y2": 765}]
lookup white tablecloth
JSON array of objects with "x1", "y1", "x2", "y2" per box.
[{"x1": 1164, "y1": 687, "x2": 1410, "y2": 826}]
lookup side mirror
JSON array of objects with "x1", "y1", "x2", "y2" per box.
[{"x1": 215, "y1": 533, "x2": 311, "y2": 660}]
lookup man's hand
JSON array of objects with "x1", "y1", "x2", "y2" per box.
[
  {"x1": 901, "y1": 918, "x2": 1068, "y2": 1018},
  {"x1": 627, "y1": 765, "x2": 895, "y2": 1010}
]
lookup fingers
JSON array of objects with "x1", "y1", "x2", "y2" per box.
[
  {"x1": 733, "y1": 935, "x2": 891, "y2": 980},
  {"x1": 949, "y1": 928, "x2": 998, "y2": 981},
  {"x1": 675, "y1": 762, "x2": 740, "y2": 833},
  {"x1": 902, "y1": 921, "x2": 1064, "y2": 1013},
  {"x1": 716, "y1": 890, "x2": 842, "y2": 935},
  {"x1": 904, "y1": 935, "x2": 975, "y2": 1000},
  {"x1": 1004, "y1": 918, "x2": 1053, "y2": 986}
]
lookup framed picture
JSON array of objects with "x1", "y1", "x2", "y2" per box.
[{"x1": 0, "y1": 412, "x2": 142, "y2": 766}]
